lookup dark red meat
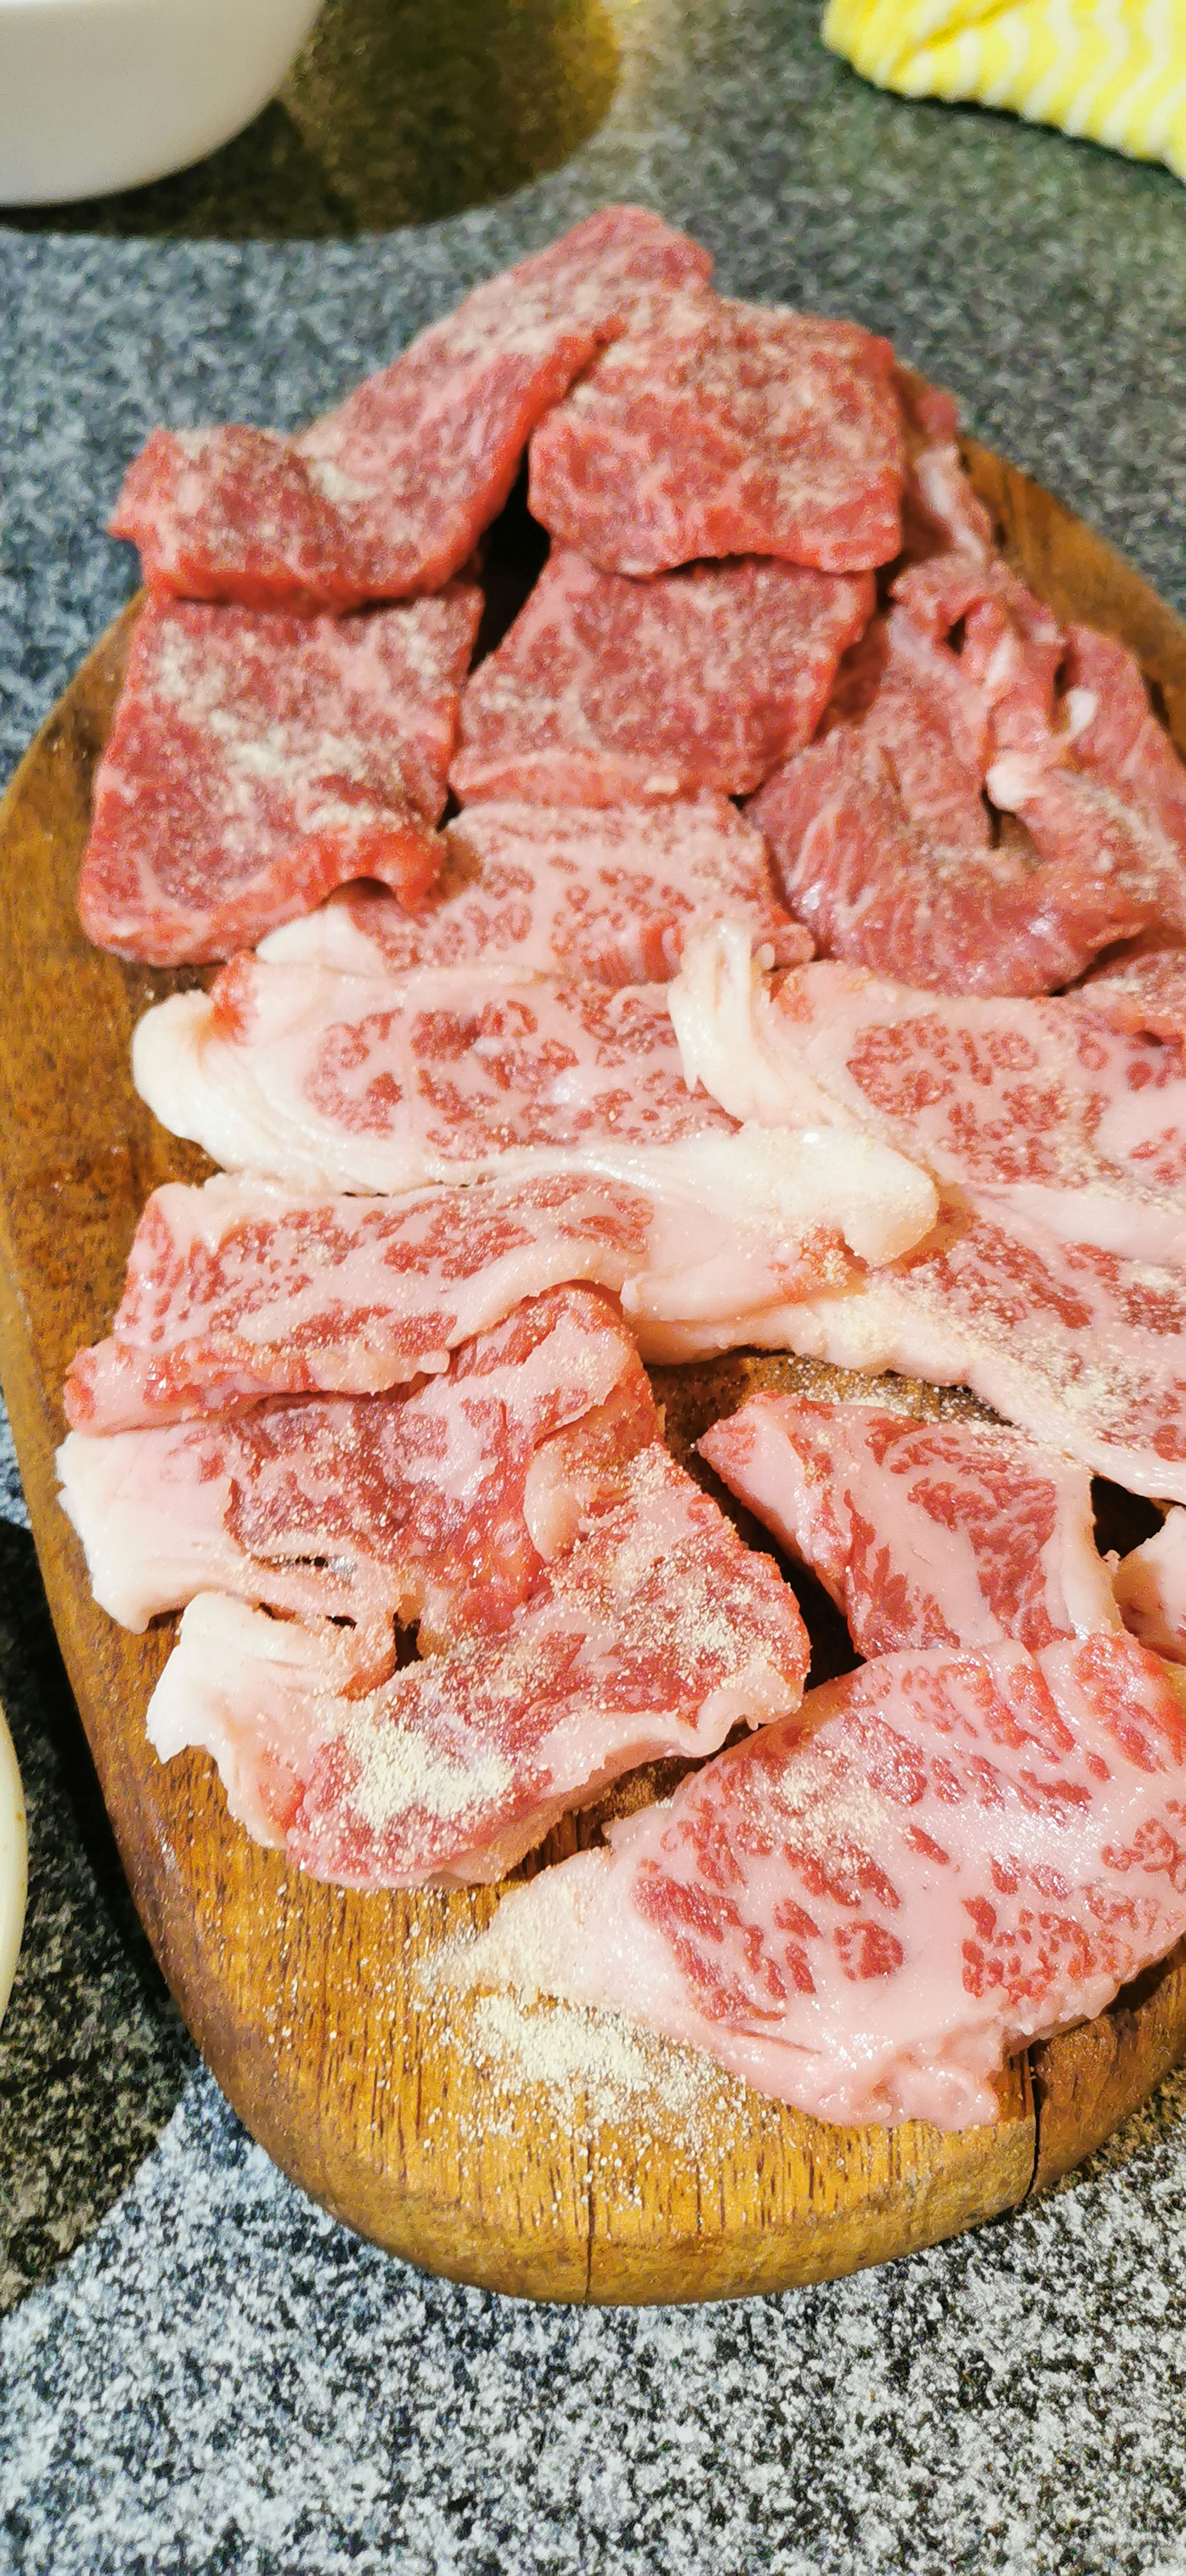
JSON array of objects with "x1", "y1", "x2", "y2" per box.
[
  {"x1": 753, "y1": 556, "x2": 1186, "y2": 995},
  {"x1": 109, "y1": 208, "x2": 714, "y2": 612},
  {"x1": 78, "y1": 588, "x2": 481, "y2": 963},
  {"x1": 450, "y1": 548, "x2": 875, "y2": 804},
  {"x1": 528, "y1": 293, "x2": 905, "y2": 576},
  {"x1": 751, "y1": 723, "x2": 1153, "y2": 999}
]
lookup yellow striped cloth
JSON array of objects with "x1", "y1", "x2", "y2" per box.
[{"x1": 823, "y1": 0, "x2": 1186, "y2": 181}]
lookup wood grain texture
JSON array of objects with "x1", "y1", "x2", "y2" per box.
[{"x1": 1, "y1": 448, "x2": 1184, "y2": 2303}]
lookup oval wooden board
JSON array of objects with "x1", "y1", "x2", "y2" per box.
[{"x1": 3, "y1": 445, "x2": 1186, "y2": 2304}]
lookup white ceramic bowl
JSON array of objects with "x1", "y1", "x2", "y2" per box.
[{"x1": 0, "y1": 0, "x2": 323, "y2": 204}]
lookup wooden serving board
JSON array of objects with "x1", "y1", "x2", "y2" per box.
[{"x1": 3, "y1": 445, "x2": 1186, "y2": 2304}]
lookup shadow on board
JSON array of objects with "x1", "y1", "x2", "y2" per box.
[{"x1": 1, "y1": 0, "x2": 621, "y2": 238}]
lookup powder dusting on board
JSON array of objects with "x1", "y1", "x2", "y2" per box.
[{"x1": 417, "y1": 1941, "x2": 748, "y2": 2166}]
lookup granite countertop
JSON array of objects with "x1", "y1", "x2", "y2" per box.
[{"x1": 3, "y1": 4, "x2": 1186, "y2": 2566}]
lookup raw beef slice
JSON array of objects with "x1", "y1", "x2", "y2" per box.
[
  {"x1": 146, "y1": 1439, "x2": 811, "y2": 1885},
  {"x1": 984, "y1": 623, "x2": 1186, "y2": 951},
  {"x1": 893, "y1": 363, "x2": 995, "y2": 569},
  {"x1": 670, "y1": 930, "x2": 1186, "y2": 1273},
  {"x1": 261, "y1": 798, "x2": 809, "y2": 986},
  {"x1": 131, "y1": 955, "x2": 740, "y2": 1194},
  {"x1": 1080, "y1": 950, "x2": 1186, "y2": 1044},
  {"x1": 700, "y1": 1393, "x2": 1118, "y2": 1655},
  {"x1": 60, "y1": 1151, "x2": 878, "y2": 1433},
  {"x1": 752, "y1": 555, "x2": 1186, "y2": 997},
  {"x1": 449, "y1": 549, "x2": 875, "y2": 804},
  {"x1": 460, "y1": 1633, "x2": 1186, "y2": 2127},
  {"x1": 130, "y1": 952, "x2": 939, "y2": 1283},
  {"x1": 528, "y1": 292, "x2": 905, "y2": 576},
  {"x1": 58, "y1": 1285, "x2": 653, "y2": 1670},
  {"x1": 109, "y1": 207, "x2": 714, "y2": 612},
  {"x1": 668, "y1": 930, "x2": 1186, "y2": 1496},
  {"x1": 63, "y1": 1169, "x2": 659, "y2": 1434},
  {"x1": 78, "y1": 588, "x2": 481, "y2": 963}
]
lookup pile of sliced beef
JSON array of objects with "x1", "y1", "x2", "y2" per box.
[{"x1": 61, "y1": 205, "x2": 1186, "y2": 2136}]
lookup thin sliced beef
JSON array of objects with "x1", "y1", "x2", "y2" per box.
[
  {"x1": 132, "y1": 956, "x2": 736, "y2": 1193},
  {"x1": 64, "y1": 1142, "x2": 931, "y2": 1437},
  {"x1": 669, "y1": 933, "x2": 1186, "y2": 1497},
  {"x1": 449, "y1": 550, "x2": 875, "y2": 804},
  {"x1": 460, "y1": 1633, "x2": 1186, "y2": 2128},
  {"x1": 63, "y1": 1170, "x2": 659, "y2": 1433},
  {"x1": 528, "y1": 293, "x2": 905, "y2": 576},
  {"x1": 109, "y1": 208, "x2": 713, "y2": 612},
  {"x1": 58, "y1": 1285, "x2": 652, "y2": 1668},
  {"x1": 130, "y1": 953, "x2": 939, "y2": 1287},
  {"x1": 261, "y1": 797, "x2": 808, "y2": 986},
  {"x1": 671, "y1": 931, "x2": 1186, "y2": 1269},
  {"x1": 700, "y1": 1393, "x2": 1118, "y2": 1654},
  {"x1": 77, "y1": 589, "x2": 480, "y2": 963},
  {"x1": 146, "y1": 1439, "x2": 810, "y2": 1885},
  {"x1": 777, "y1": 1193, "x2": 1186, "y2": 1508}
]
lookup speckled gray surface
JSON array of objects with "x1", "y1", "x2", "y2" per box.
[
  {"x1": 0, "y1": 1424, "x2": 194, "y2": 2319},
  {"x1": 3, "y1": 1, "x2": 1186, "y2": 2565}
]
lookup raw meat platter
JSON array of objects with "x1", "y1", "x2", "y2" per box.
[{"x1": 4, "y1": 209, "x2": 1186, "y2": 2302}]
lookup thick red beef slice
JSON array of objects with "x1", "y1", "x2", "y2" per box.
[
  {"x1": 466, "y1": 1631, "x2": 1186, "y2": 2126},
  {"x1": 816, "y1": 605, "x2": 994, "y2": 852},
  {"x1": 528, "y1": 294, "x2": 905, "y2": 577},
  {"x1": 895, "y1": 555, "x2": 1066, "y2": 767},
  {"x1": 109, "y1": 207, "x2": 713, "y2": 610},
  {"x1": 751, "y1": 568, "x2": 1177, "y2": 996},
  {"x1": 986, "y1": 624, "x2": 1186, "y2": 942},
  {"x1": 63, "y1": 1170, "x2": 656, "y2": 1434},
  {"x1": 700, "y1": 1393, "x2": 1116, "y2": 1657},
  {"x1": 752, "y1": 725, "x2": 1153, "y2": 997},
  {"x1": 1060, "y1": 625, "x2": 1186, "y2": 858},
  {"x1": 77, "y1": 589, "x2": 482, "y2": 965},
  {"x1": 284, "y1": 1442, "x2": 810, "y2": 1887},
  {"x1": 109, "y1": 425, "x2": 351, "y2": 614},
  {"x1": 450, "y1": 549, "x2": 875, "y2": 804}
]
